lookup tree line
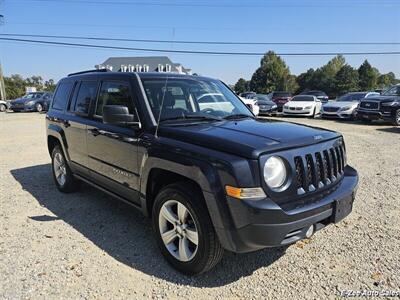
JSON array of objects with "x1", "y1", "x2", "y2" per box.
[
  {"x1": 234, "y1": 51, "x2": 398, "y2": 98},
  {"x1": 4, "y1": 74, "x2": 57, "y2": 100}
]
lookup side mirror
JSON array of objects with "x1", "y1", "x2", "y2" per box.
[{"x1": 103, "y1": 105, "x2": 141, "y2": 128}]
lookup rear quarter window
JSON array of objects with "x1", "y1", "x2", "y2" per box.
[{"x1": 52, "y1": 82, "x2": 73, "y2": 111}]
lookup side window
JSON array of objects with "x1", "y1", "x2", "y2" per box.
[
  {"x1": 96, "y1": 81, "x2": 134, "y2": 116},
  {"x1": 52, "y1": 82, "x2": 73, "y2": 111},
  {"x1": 74, "y1": 81, "x2": 98, "y2": 115}
]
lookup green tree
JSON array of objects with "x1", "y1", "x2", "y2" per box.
[
  {"x1": 44, "y1": 79, "x2": 57, "y2": 92},
  {"x1": 377, "y1": 72, "x2": 397, "y2": 88},
  {"x1": 4, "y1": 74, "x2": 26, "y2": 99},
  {"x1": 335, "y1": 65, "x2": 359, "y2": 95},
  {"x1": 233, "y1": 78, "x2": 250, "y2": 94},
  {"x1": 250, "y1": 51, "x2": 295, "y2": 93},
  {"x1": 358, "y1": 60, "x2": 378, "y2": 90},
  {"x1": 296, "y1": 68, "x2": 316, "y2": 92}
]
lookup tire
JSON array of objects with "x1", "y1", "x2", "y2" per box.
[
  {"x1": 309, "y1": 107, "x2": 316, "y2": 118},
  {"x1": 51, "y1": 145, "x2": 79, "y2": 193},
  {"x1": 152, "y1": 182, "x2": 224, "y2": 275},
  {"x1": 35, "y1": 103, "x2": 43, "y2": 112},
  {"x1": 0, "y1": 104, "x2": 6, "y2": 112},
  {"x1": 392, "y1": 109, "x2": 400, "y2": 126}
]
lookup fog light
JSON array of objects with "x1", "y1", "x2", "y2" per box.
[{"x1": 305, "y1": 225, "x2": 314, "y2": 238}]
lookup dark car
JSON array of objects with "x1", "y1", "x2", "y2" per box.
[
  {"x1": 357, "y1": 84, "x2": 400, "y2": 126},
  {"x1": 271, "y1": 91, "x2": 293, "y2": 112},
  {"x1": 46, "y1": 70, "x2": 358, "y2": 275},
  {"x1": 9, "y1": 92, "x2": 53, "y2": 112},
  {"x1": 255, "y1": 94, "x2": 278, "y2": 115},
  {"x1": 299, "y1": 90, "x2": 329, "y2": 103}
]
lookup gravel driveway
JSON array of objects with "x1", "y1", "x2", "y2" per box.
[{"x1": 1, "y1": 112, "x2": 399, "y2": 299}]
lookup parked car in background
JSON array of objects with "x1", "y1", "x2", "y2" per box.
[
  {"x1": 321, "y1": 92, "x2": 380, "y2": 120},
  {"x1": 299, "y1": 90, "x2": 329, "y2": 103},
  {"x1": 239, "y1": 91, "x2": 256, "y2": 99},
  {"x1": 46, "y1": 70, "x2": 358, "y2": 274},
  {"x1": 283, "y1": 95, "x2": 322, "y2": 117},
  {"x1": 271, "y1": 91, "x2": 293, "y2": 112},
  {"x1": 255, "y1": 94, "x2": 277, "y2": 115},
  {"x1": 0, "y1": 100, "x2": 8, "y2": 112},
  {"x1": 357, "y1": 84, "x2": 400, "y2": 126},
  {"x1": 239, "y1": 96, "x2": 260, "y2": 116},
  {"x1": 9, "y1": 92, "x2": 53, "y2": 112}
]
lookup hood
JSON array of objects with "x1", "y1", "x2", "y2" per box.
[
  {"x1": 257, "y1": 100, "x2": 275, "y2": 106},
  {"x1": 159, "y1": 119, "x2": 340, "y2": 159},
  {"x1": 286, "y1": 101, "x2": 315, "y2": 107},
  {"x1": 361, "y1": 95, "x2": 399, "y2": 103},
  {"x1": 323, "y1": 101, "x2": 358, "y2": 108},
  {"x1": 11, "y1": 97, "x2": 32, "y2": 104}
]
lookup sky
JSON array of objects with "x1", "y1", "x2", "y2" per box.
[{"x1": 0, "y1": 0, "x2": 399, "y2": 85}]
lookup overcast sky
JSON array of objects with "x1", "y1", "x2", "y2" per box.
[{"x1": 1, "y1": 0, "x2": 399, "y2": 84}]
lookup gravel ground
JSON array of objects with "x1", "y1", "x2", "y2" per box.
[{"x1": 1, "y1": 112, "x2": 399, "y2": 300}]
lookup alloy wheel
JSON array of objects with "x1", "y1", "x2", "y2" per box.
[
  {"x1": 53, "y1": 152, "x2": 67, "y2": 186},
  {"x1": 36, "y1": 103, "x2": 43, "y2": 112},
  {"x1": 396, "y1": 110, "x2": 400, "y2": 126},
  {"x1": 158, "y1": 200, "x2": 199, "y2": 262}
]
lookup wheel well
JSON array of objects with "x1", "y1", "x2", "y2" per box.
[
  {"x1": 47, "y1": 136, "x2": 60, "y2": 156},
  {"x1": 146, "y1": 168, "x2": 203, "y2": 217}
]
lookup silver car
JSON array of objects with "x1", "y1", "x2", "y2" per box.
[{"x1": 321, "y1": 92, "x2": 380, "y2": 119}]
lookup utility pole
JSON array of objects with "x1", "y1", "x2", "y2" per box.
[{"x1": 0, "y1": 14, "x2": 6, "y2": 101}]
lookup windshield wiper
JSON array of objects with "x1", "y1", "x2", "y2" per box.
[
  {"x1": 160, "y1": 114, "x2": 222, "y2": 123},
  {"x1": 223, "y1": 114, "x2": 255, "y2": 120}
]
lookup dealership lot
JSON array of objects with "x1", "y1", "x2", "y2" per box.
[{"x1": 0, "y1": 112, "x2": 399, "y2": 299}]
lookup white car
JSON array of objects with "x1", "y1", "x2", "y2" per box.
[
  {"x1": 0, "y1": 100, "x2": 8, "y2": 112},
  {"x1": 282, "y1": 95, "x2": 321, "y2": 117},
  {"x1": 197, "y1": 93, "x2": 259, "y2": 116},
  {"x1": 321, "y1": 92, "x2": 380, "y2": 119},
  {"x1": 239, "y1": 97, "x2": 260, "y2": 116}
]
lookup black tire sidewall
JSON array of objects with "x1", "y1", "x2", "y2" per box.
[
  {"x1": 51, "y1": 145, "x2": 76, "y2": 193},
  {"x1": 394, "y1": 109, "x2": 400, "y2": 126},
  {"x1": 152, "y1": 185, "x2": 215, "y2": 275}
]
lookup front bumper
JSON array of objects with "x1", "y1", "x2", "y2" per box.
[
  {"x1": 357, "y1": 109, "x2": 393, "y2": 121},
  {"x1": 283, "y1": 108, "x2": 313, "y2": 116},
  {"x1": 215, "y1": 165, "x2": 358, "y2": 253}
]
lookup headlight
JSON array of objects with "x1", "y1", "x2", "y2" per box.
[
  {"x1": 304, "y1": 106, "x2": 312, "y2": 109},
  {"x1": 272, "y1": 104, "x2": 277, "y2": 108},
  {"x1": 263, "y1": 156, "x2": 287, "y2": 189},
  {"x1": 381, "y1": 101, "x2": 399, "y2": 106}
]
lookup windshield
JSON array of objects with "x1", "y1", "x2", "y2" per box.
[
  {"x1": 383, "y1": 86, "x2": 400, "y2": 96},
  {"x1": 141, "y1": 78, "x2": 253, "y2": 123},
  {"x1": 291, "y1": 95, "x2": 314, "y2": 102},
  {"x1": 338, "y1": 93, "x2": 366, "y2": 102},
  {"x1": 300, "y1": 90, "x2": 326, "y2": 97},
  {"x1": 23, "y1": 93, "x2": 35, "y2": 99},
  {"x1": 273, "y1": 92, "x2": 291, "y2": 97}
]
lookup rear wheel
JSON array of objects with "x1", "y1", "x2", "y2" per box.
[
  {"x1": 152, "y1": 183, "x2": 224, "y2": 275},
  {"x1": 0, "y1": 104, "x2": 6, "y2": 112},
  {"x1": 51, "y1": 145, "x2": 79, "y2": 193},
  {"x1": 393, "y1": 109, "x2": 400, "y2": 126}
]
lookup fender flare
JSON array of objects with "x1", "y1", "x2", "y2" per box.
[{"x1": 47, "y1": 124, "x2": 70, "y2": 162}]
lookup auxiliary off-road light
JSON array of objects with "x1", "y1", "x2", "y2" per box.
[{"x1": 225, "y1": 186, "x2": 266, "y2": 200}]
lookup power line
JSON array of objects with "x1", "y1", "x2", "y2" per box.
[
  {"x1": 1, "y1": 37, "x2": 400, "y2": 56},
  {"x1": 12, "y1": 0, "x2": 400, "y2": 7},
  {"x1": 1, "y1": 33, "x2": 399, "y2": 46}
]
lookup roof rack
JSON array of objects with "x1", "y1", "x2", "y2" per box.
[{"x1": 68, "y1": 69, "x2": 110, "y2": 77}]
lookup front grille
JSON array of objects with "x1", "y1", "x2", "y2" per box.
[
  {"x1": 359, "y1": 101, "x2": 379, "y2": 110},
  {"x1": 294, "y1": 144, "x2": 346, "y2": 195},
  {"x1": 323, "y1": 107, "x2": 340, "y2": 113}
]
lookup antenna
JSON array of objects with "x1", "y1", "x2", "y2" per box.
[{"x1": 155, "y1": 27, "x2": 176, "y2": 138}]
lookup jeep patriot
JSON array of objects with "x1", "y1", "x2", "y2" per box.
[{"x1": 46, "y1": 70, "x2": 359, "y2": 274}]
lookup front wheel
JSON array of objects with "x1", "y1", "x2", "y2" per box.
[
  {"x1": 0, "y1": 104, "x2": 6, "y2": 112},
  {"x1": 35, "y1": 103, "x2": 43, "y2": 112},
  {"x1": 51, "y1": 145, "x2": 79, "y2": 193},
  {"x1": 152, "y1": 183, "x2": 224, "y2": 275},
  {"x1": 393, "y1": 109, "x2": 400, "y2": 126}
]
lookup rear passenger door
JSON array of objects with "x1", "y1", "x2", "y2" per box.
[
  {"x1": 86, "y1": 79, "x2": 140, "y2": 204},
  {"x1": 65, "y1": 80, "x2": 99, "y2": 175}
]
